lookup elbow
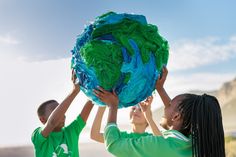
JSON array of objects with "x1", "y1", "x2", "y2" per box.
[
  {"x1": 47, "y1": 118, "x2": 58, "y2": 128},
  {"x1": 106, "y1": 144, "x2": 113, "y2": 153},
  {"x1": 48, "y1": 119, "x2": 56, "y2": 127},
  {"x1": 90, "y1": 131, "x2": 104, "y2": 143},
  {"x1": 106, "y1": 142, "x2": 119, "y2": 155},
  {"x1": 90, "y1": 131, "x2": 99, "y2": 141},
  {"x1": 90, "y1": 132, "x2": 96, "y2": 140}
]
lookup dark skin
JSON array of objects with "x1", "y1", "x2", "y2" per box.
[
  {"x1": 155, "y1": 66, "x2": 171, "y2": 108},
  {"x1": 94, "y1": 87, "x2": 119, "y2": 123}
]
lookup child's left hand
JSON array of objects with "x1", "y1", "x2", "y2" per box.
[{"x1": 139, "y1": 96, "x2": 153, "y2": 112}]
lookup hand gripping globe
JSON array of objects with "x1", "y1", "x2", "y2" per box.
[{"x1": 71, "y1": 12, "x2": 169, "y2": 108}]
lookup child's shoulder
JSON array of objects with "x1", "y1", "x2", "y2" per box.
[{"x1": 32, "y1": 127, "x2": 43, "y2": 136}]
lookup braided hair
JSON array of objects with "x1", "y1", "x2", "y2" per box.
[{"x1": 177, "y1": 94, "x2": 225, "y2": 157}]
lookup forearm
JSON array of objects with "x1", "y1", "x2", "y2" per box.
[
  {"x1": 80, "y1": 100, "x2": 94, "y2": 123},
  {"x1": 91, "y1": 107, "x2": 106, "y2": 143},
  {"x1": 107, "y1": 106, "x2": 118, "y2": 124},
  {"x1": 48, "y1": 89, "x2": 79, "y2": 126},
  {"x1": 156, "y1": 87, "x2": 171, "y2": 107},
  {"x1": 146, "y1": 116, "x2": 162, "y2": 136},
  {"x1": 144, "y1": 112, "x2": 162, "y2": 136}
]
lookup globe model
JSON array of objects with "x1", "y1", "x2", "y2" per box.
[{"x1": 71, "y1": 12, "x2": 169, "y2": 108}]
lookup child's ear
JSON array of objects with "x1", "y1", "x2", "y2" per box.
[
  {"x1": 39, "y1": 116, "x2": 47, "y2": 124},
  {"x1": 171, "y1": 112, "x2": 181, "y2": 122}
]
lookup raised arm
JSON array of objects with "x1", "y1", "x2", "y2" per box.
[
  {"x1": 139, "y1": 96, "x2": 162, "y2": 136},
  {"x1": 41, "y1": 70, "x2": 80, "y2": 137},
  {"x1": 156, "y1": 66, "x2": 171, "y2": 107},
  {"x1": 93, "y1": 87, "x2": 119, "y2": 124},
  {"x1": 79, "y1": 100, "x2": 94, "y2": 123},
  {"x1": 90, "y1": 106, "x2": 106, "y2": 143}
]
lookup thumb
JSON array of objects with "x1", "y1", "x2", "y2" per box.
[{"x1": 112, "y1": 89, "x2": 117, "y2": 96}]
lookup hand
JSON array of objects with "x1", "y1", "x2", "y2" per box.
[
  {"x1": 72, "y1": 70, "x2": 80, "y2": 92},
  {"x1": 155, "y1": 66, "x2": 168, "y2": 91},
  {"x1": 139, "y1": 96, "x2": 153, "y2": 112},
  {"x1": 94, "y1": 87, "x2": 119, "y2": 107}
]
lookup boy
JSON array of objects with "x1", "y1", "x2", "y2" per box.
[{"x1": 31, "y1": 71, "x2": 94, "y2": 157}]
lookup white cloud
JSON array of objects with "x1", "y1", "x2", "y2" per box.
[
  {"x1": 0, "y1": 56, "x2": 74, "y2": 146},
  {"x1": 0, "y1": 34, "x2": 20, "y2": 45},
  {"x1": 1, "y1": 35, "x2": 236, "y2": 146},
  {"x1": 168, "y1": 36, "x2": 236, "y2": 71},
  {"x1": 0, "y1": 55, "x2": 130, "y2": 146},
  {"x1": 166, "y1": 72, "x2": 236, "y2": 96}
]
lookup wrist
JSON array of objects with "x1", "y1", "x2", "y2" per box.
[
  {"x1": 156, "y1": 86, "x2": 164, "y2": 92},
  {"x1": 108, "y1": 99, "x2": 119, "y2": 108},
  {"x1": 144, "y1": 113, "x2": 152, "y2": 119},
  {"x1": 108, "y1": 104, "x2": 118, "y2": 109},
  {"x1": 144, "y1": 110, "x2": 152, "y2": 117},
  {"x1": 72, "y1": 87, "x2": 80, "y2": 94}
]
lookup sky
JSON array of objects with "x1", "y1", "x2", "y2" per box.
[{"x1": 0, "y1": 0, "x2": 236, "y2": 147}]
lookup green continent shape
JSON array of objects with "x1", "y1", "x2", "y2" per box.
[{"x1": 80, "y1": 40, "x2": 123, "y2": 89}]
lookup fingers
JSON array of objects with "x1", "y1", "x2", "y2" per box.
[
  {"x1": 93, "y1": 86, "x2": 110, "y2": 99},
  {"x1": 139, "y1": 101, "x2": 145, "y2": 106},
  {"x1": 71, "y1": 69, "x2": 77, "y2": 82},
  {"x1": 148, "y1": 95, "x2": 153, "y2": 99},
  {"x1": 112, "y1": 89, "x2": 118, "y2": 97},
  {"x1": 93, "y1": 89, "x2": 105, "y2": 99},
  {"x1": 148, "y1": 96, "x2": 153, "y2": 102},
  {"x1": 158, "y1": 68, "x2": 167, "y2": 82},
  {"x1": 162, "y1": 66, "x2": 168, "y2": 77},
  {"x1": 98, "y1": 87, "x2": 108, "y2": 94},
  {"x1": 71, "y1": 70, "x2": 74, "y2": 81}
]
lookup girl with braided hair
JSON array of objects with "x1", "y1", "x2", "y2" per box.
[
  {"x1": 95, "y1": 67, "x2": 225, "y2": 157},
  {"x1": 157, "y1": 67, "x2": 225, "y2": 157}
]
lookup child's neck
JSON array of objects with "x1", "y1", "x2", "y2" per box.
[{"x1": 132, "y1": 124, "x2": 146, "y2": 133}]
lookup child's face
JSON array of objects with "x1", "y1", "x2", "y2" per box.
[{"x1": 129, "y1": 106, "x2": 147, "y2": 125}]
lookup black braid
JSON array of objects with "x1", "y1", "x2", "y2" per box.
[{"x1": 177, "y1": 93, "x2": 225, "y2": 157}]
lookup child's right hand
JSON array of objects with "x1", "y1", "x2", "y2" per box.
[
  {"x1": 155, "y1": 66, "x2": 168, "y2": 91},
  {"x1": 72, "y1": 70, "x2": 80, "y2": 92},
  {"x1": 94, "y1": 87, "x2": 119, "y2": 107}
]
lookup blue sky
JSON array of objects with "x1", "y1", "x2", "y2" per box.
[
  {"x1": 0, "y1": 0, "x2": 236, "y2": 146},
  {"x1": 1, "y1": 0, "x2": 236, "y2": 60}
]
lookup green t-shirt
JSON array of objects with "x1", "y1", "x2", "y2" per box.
[
  {"x1": 120, "y1": 131, "x2": 152, "y2": 139},
  {"x1": 31, "y1": 115, "x2": 85, "y2": 157},
  {"x1": 104, "y1": 123, "x2": 192, "y2": 157}
]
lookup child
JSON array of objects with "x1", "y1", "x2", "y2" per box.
[
  {"x1": 31, "y1": 71, "x2": 94, "y2": 157},
  {"x1": 91, "y1": 88, "x2": 162, "y2": 143},
  {"x1": 97, "y1": 67, "x2": 225, "y2": 157}
]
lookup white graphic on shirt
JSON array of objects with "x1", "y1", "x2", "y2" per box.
[{"x1": 52, "y1": 143, "x2": 72, "y2": 157}]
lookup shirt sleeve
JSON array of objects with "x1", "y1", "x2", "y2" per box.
[
  {"x1": 104, "y1": 123, "x2": 171, "y2": 157},
  {"x1": 120, "y1": 131, "x2": 130, "y2": 138},
  {"x1": 31, "y1": 127, "x2": 47, "y2": 148},
  {"x1": 66, "y1": 115, "x2": 86, "y2": 135}
]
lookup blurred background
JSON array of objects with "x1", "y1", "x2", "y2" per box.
[{"x1": 0, "y1": 0, "x2": 236, "y2": 156}]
